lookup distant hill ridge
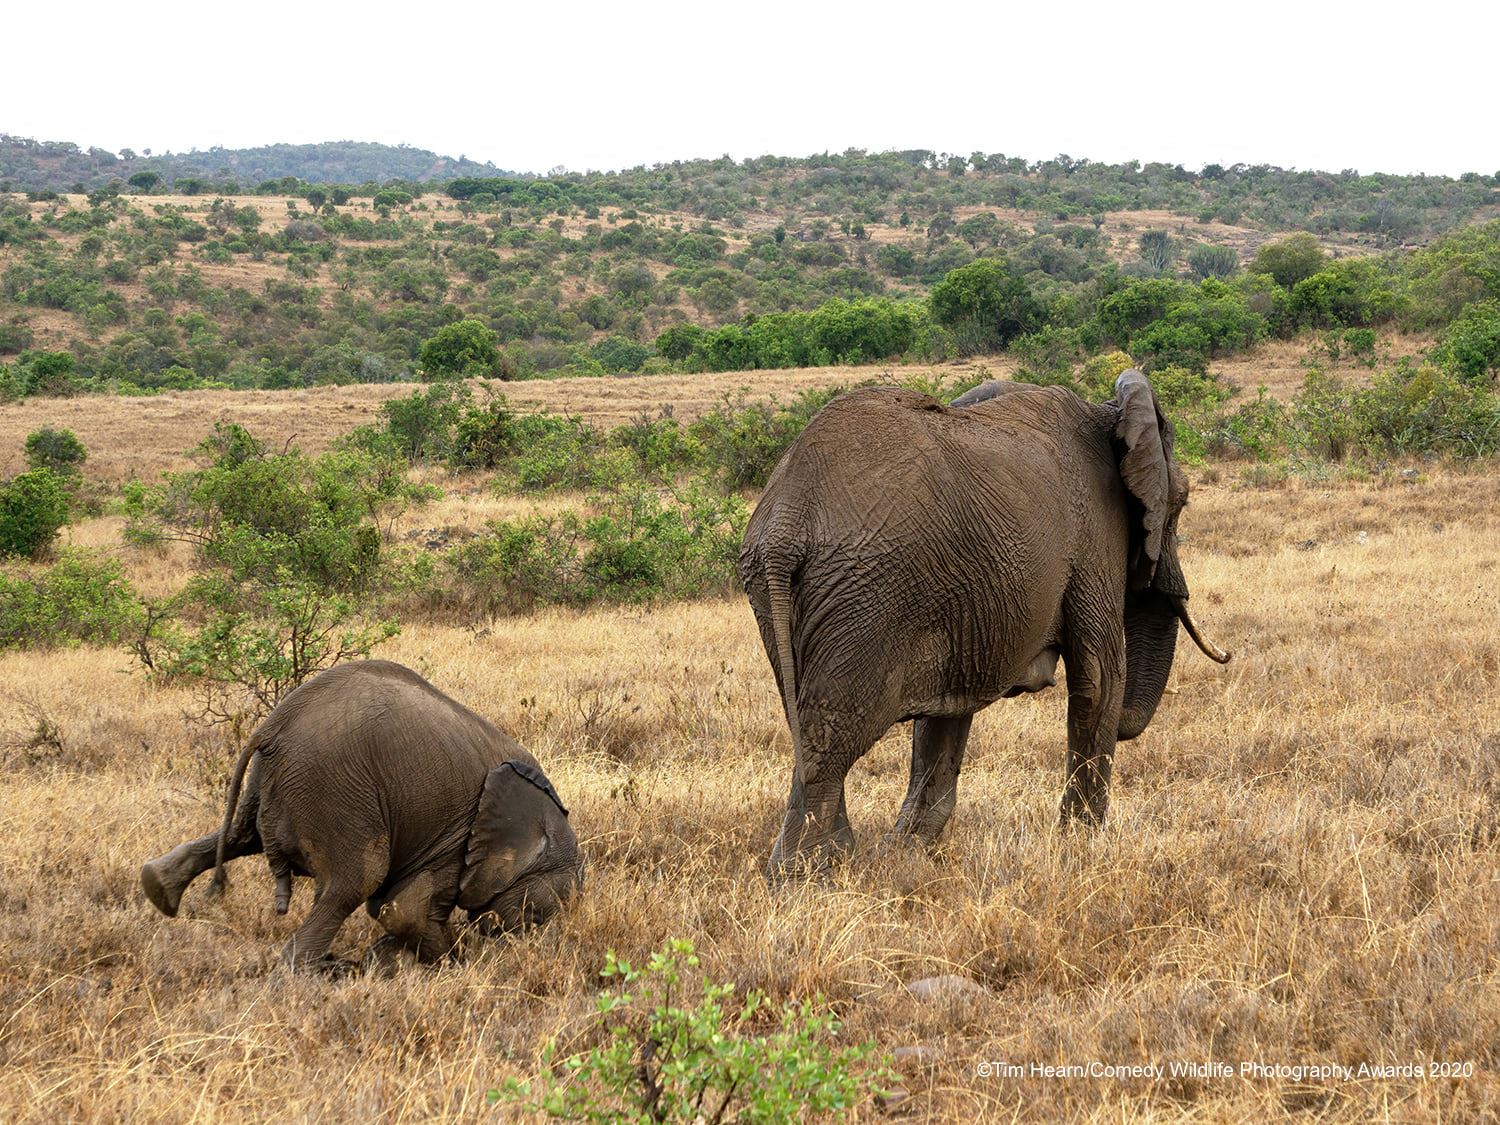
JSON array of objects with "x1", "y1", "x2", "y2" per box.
[{"x1": 0, "y1": 136, "x2": 519, "y2": 192}]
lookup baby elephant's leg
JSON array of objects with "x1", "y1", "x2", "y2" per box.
[
  {"x1": 364, "y1": 869, "x2": 458, "y2": 974},
  {"x1": 141, "y1": 824, "x2": 262, "y2": 917}
]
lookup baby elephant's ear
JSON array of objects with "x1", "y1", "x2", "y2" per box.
[{"x1": 457, "y1": 760, "x2": 566, "y2": 913}]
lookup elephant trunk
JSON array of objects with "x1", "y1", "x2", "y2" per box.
[{"x1": 1118, "y1": 591, "x2": 1179, "y2": 740}]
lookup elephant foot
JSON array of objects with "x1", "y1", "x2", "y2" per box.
[
  {"x1": 361, "y1": 936, "x2": 417, "y2": 978},
  {"x1": 140, "y1": 861, "x2": 181, "y2": 917},
  {"x1": 281, "y1": 952, "x2": 360, "y2": 978},
  {"x1": 765, "y1": 841, "x2": 852, "y2": 884},
  {"x1": 141, "y1": 843, "x2": 210, "y2": 917}
]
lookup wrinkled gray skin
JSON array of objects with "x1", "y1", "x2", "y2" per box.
[
  {"x1": 140, "y1": 661, "x2": 584, "y2": 972},
  {"x1": 741, "y1": 370, "x2": 1230, "y2": 876}
]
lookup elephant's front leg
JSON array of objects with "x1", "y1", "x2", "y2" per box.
[
  {"x1": 1060, "y1": 642, "x2": 1125, "y2": 826},
  {"x1": 364, "y1": 868, "x2": 459, "y2": 975},
  {"x1": 892, "y1": 715, "x2": 972, "y2": 844}
]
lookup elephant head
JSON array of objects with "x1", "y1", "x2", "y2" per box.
[
  {"x1": 457, "y1": 759, "x2": 584, "y2": 932},
  {"x1": 1112, "y1": 368, "x2": 1230, "y2": 739}
]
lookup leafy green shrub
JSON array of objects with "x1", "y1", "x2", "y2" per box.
[
  {"x1": 1291, "y1": 369, "x2": 1359, "y2": 460},
  {"x1": 124, "y1": 424, "x2": 415, "y2": 721},
  {"x1": 1205, "y1": 387, "x2": 1291, "y2": 461},
  {"x1": 1249, "y1": 233, "x2": 1327, "y2": 289},
  {"x1": 1434, "y1": 300, "x2": 1500, "y2": 384},
  {"x1": 591, "y1": 334, "x2": 652, "y2": 374},
  {"x1": 1289, "y1": 363, "x2": 1499, "y2": 460},
  {"x1": 690, "y1": 387, "x2": 843, "y2": 490},
  {"x1": 418, "y1": 318, "x2": 500, "y2": 380},
  {"x1": 0, "y1": 552, "x2": 141, "y2": 649},
  {"x1": 493, "y1": 940, "x2": 893, "y2": 1122},
  {"x1": 0, "y1": 468, "x2": 70, "y2": 558},
  {"x1": 1349, "y1": 362, "x2": 1500, "y2": 457},
  {"x1": 449, "y1": 485, "x2": 747, "y2": 614},
  {"x1": 24, "y1": 427, "x2": 87, "y2": 475},
  {"x1": 382, "y1": 382, "x2": 470, "y2": 462},
  {"x1": 928, "y1": 258, "x2": 1043, "y2": 354},
  {"x1": 609, "y1": 411, "x2": 703, "y2": 479}
]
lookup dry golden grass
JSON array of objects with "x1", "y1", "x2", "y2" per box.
[
  {"x1": 0, "y1": 329, "x2": 1435, "y2": 484},
  {"x1": 0, "y1": 359, "x2": 1009, "y2": 482},
  {"x1": 1, "y1": 378, "x2": 1497, "y2": 1121}
]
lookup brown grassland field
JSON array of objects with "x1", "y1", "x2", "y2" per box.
[{"x1": 1, "y1": 351, "x2": 1498, "y2": 1121}]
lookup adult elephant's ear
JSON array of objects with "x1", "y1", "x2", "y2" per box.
[
  {"x1": 1113, "y1": 369, "x2": 1173, "y2": 589},
  {"x1": 457, "y1": 760, "x2": 569, "y2": 913}
]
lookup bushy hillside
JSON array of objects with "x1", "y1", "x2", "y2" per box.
[
  {"x1": 2, "y1": 141, "x2": 1500, "y2": 399},
  {"x1": 0, "y1": 136, "x2": 513, "y2": 194}
]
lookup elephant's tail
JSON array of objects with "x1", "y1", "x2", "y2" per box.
[
  {"x1": 210, "y1": 735, "x2": 260, "y2": 895},
  {"x1": 765, "y1": 563, "x2": 805, "y2": 784}
]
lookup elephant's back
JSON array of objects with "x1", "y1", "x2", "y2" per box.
[
  {"x1": 751, "y1": 385, "x2": 1079, "y2": 551},
  {"x1": 252, "y1": 660, "x2": 529, "y2": 794}
]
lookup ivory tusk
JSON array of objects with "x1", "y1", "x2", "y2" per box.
[{"x1": 1170, "y1": 597, "x2": 1232, "y2": 664}]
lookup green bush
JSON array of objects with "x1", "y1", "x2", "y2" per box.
[
  {"x1": 928, "y1": 258, "x2": 1043, "y2": 354},
  {"x1": 382, "y1": 382, "x2": 470, "y2": 462},
  {"x1": 609, "y1": 411, "x2": 703, "y2": 480},
  {"x1": 418, "y1": 318, "x2": 501, "y2": 380},
  {"x1": 690, "y1": 387, "x2": 843, "y2": 490},
  {"x1": 124, "y1": 424, "x2": 414, "y2": 720},
  {"x1": 0, "y1": 468, "x2": 70, "y2": 558},
  {"x1": 1249, "y1": 233, "x2": 1327, "y2": 289},
  {"x1": 591, "y1": 334, "x2": 652, "y2": 374},
  {"x1": 1206, "y1": 387, "x2": 1291, "y2": 461},
  {"x1": 25, "y1": 427, "x2": 87, "y2": 475},
  {"x1": 1434, "y1": 300, "x2": 1500, "y2": 384},
  {"x1": 493, "y1": 940, "x2": 893, "y2": 1122},
  {"x1": 1288, "y1": 363, "x2": 1499, "y2": 460},
  {"x1": 450, "y1": 484, "x2": 747, "y2": 613},
  {"x1": 1350, "y1": 362, "x2": 1500, "y2": 457},
  {"x1": 0, "y1": 552, "x2": 141, "y2": 649}
]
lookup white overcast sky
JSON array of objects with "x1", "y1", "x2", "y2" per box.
[{"x1": 6, "y1": 0, "x2": 1493, "y2": 177}]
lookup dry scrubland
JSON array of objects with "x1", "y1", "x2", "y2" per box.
[
  {"x1": 2, "y1": 363, "x2": 1499, "y2": 1121},
  {"x1": 0, "y1": 332, "x2": 1436, "y2": 483}
]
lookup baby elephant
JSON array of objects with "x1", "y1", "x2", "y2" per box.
[{"x1": 141, "y1": 660, "x2": 583, "y2": 972}]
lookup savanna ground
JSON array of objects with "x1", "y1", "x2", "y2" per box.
[{"x1": 1, "y1": 354, "x2": 1498, "y2": 1121}]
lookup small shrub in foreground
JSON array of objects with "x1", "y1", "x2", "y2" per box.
[{"x1": 493, "y1": 939, "x2": 894, "y2": 1123}]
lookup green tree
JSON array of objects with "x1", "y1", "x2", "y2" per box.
[
  {"x1": 1187, "y1": 244, "x2": 1240, "y2": 279},
  {"x1": 1138, "y1": 229, "x2": 1176, "y2": 272},
  {"x1": 1434, "y1": 300, "x2": 1500, "y2": 383},
  {"x1": 957, "y1": 211, "x2": 1002, "y2": 248},
  {"x1": 24, "y1": 428, "x2": 87, "y2": 475},
  {"x1": 0, "y1": 469, "x2": 70, "y2": 558},
  {"x1": 418, "y1": 319, "x2": 501, "y2": 380},
  {"x1": 1249, "y1": 233, "x2": 1327, "y2": 289},
  {"x1": 127, "y1": 171, "x2": 161, "y2": 192},
  {"x1": 928, "y1": 259, "x2": 1043, "y2": 354}
]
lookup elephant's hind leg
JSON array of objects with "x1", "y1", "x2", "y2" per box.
[
  {"x1": 768, "y1": 707, "x2": 885, "y2": 878},
  {"x1": 141, "y1": 824, "x2": 262, "y2": 918},
  {"x1": 282, "y1": 880, "x2": 375, "y2": 973},
  {"x1": 892, "y1": 715, "x2": 973, "y2": 844}
]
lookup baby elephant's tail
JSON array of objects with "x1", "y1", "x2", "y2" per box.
[{"x1": 209, "y1": 737, "x2": 260, "y2": 895}]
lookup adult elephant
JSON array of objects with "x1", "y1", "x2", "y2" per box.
[
  {"x1": 140, "y1": 660, "x2": 584, "y2": 971},
  {"x1": 740, "y1": 370, "x2": 1229, "y2": 875}
]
